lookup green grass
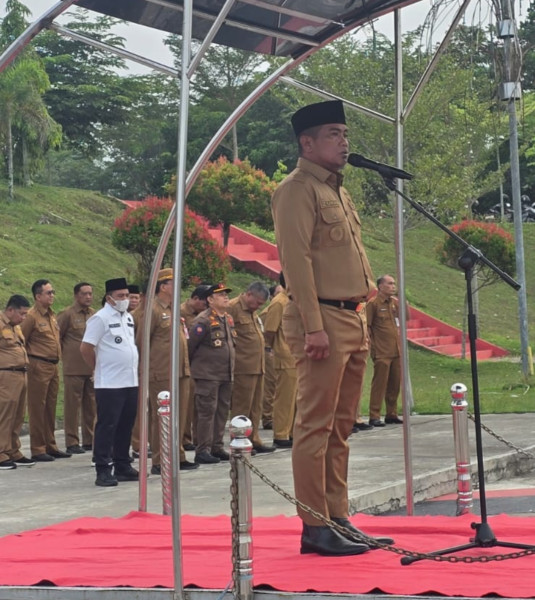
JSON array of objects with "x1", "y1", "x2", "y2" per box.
[{"x1": 1, "y1": 182, "x2": 534, "y2": 417}]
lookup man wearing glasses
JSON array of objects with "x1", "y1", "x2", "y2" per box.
[{"x1": 21, "y1": 279, "x2": 71, "y2": 462}]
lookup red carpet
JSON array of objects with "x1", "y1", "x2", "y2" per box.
[{"x1": 1, "y1": 512, "x2": 535, "y2": 597}]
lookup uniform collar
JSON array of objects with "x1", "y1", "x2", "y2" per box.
[
  {"x1": 296, "y1": 157, "x2": 344, "y2": 187},
  {"x1": 74, "y1": 302, "x2": 91, "y2": 314},
  {"x1": 156, "y1": 296, "x2": 171, "y2": 310},
  {"x1": 34, "y1": 303, "x2": 53, "y2": 317}
]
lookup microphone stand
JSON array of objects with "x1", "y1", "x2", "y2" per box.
[{"x1": 377, "y1": 176, "x2": 534, "y2": 566}]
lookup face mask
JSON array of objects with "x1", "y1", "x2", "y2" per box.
[{"x1": 113, "y1": 299, "x2": 130, "y2": 313}]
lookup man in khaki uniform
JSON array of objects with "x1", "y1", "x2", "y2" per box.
[
  {"x1": 261, "y1": 273, "x2": 296, "y2": 448},
  {"x1": 21, "y1": 279, "x2": 71, "y2": 462},
  {"x1": 180, "y1": 285, "x2": 210, "y2": 451},
  {"x1": 0, "y1": 295, "x2": 34, "y2": 470},
  {"x1": 272, "y1": 100, "x2": 393, "y2": 556},
  {"x1": 228, "y1": 281, "x2": 274, "y2": 453},
  {"x1": 366, "y1": 274, "x2": 406, "y2": 427},
  {"x1": 57, "y1": 282, "x2": 96, "y2": 454},
  {"x1": 260, "y1": 284, "x2": 282, "y2": 431},
  {"x1": 134, "y1": 268, "x2": 197, "y2": 473},
  {"x1": 188, "y1": 284, "x2": 235, "y2": 464}
]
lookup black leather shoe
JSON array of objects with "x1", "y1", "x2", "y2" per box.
[
  {"x1": 180, "y1": 460, "x2": 199, "y2": 470},
  {"x1": 301, "y1": 525, "x2": 370, "y2": 556},
  {"x1": 385, "y1": 416, "x2": 403, "y2": 424},
  {"x1": 352, "y1": 422, "x2": 374, "y2": 432},
  {"x1": 66, "y1": 445, "x2": 86, "y2": 454},
  {"x1": 95, "y1": 470, "x2": 118, "y2": 487},
  {"x1": 131, "y1": 450, "x2": 140, "y2": 459},
  {"x1": 253, "y1": 444, "x2": 276, "y2": 453},
  {"x1": 151, "y1": 465, "x2": 161, "y2": 475},
  {"x1": 13, "y1": 456, "x2": 35, "y2": 467},
  {"x1": 114, "y1": 466, "x2": 139, "y2": 481},
  {"x1": 82, "y1": 444, "x2": 93, "y2": 451},
  {"x1": 369, "y1": 419, "x2": 386, "y2": 427},
  {"x1": 332, "y1": 517, "x2": 394, "y2": 546},
  {"x1": 32, "y1": 453, "x2": 55, "y2": 462},
  {"x1": 195, "y1": 451, "x2": 220, "y2": 464},
  {"x1": 183, "y1": 443, "x2": 196, "y2": 451},
  {"x1": 49, "y1": 449, "x2": 72, "y2": 458},
  {"x1": 262, "y1": 422, "x2": 273, "y2": 430},
  {"x1": 211, "y1": 449, "x2": 230, "y2": 461},
  {"x1": 273, "y1": 438, "x2": 293, "y2": 448}
]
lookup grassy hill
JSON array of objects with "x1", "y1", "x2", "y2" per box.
[
  {"x1": 0, "y1": 184, "x2": 137, "y2": 307},
  {"x1": 1, "y1": 182, "x2": 533, "y2": 416}
]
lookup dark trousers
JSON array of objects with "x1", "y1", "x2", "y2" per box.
[{"x1": 93, "y1": 387, "x2": 138, "y2": 473}]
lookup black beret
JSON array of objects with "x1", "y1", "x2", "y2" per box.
[
  {"x1": 291, "y1": 100, "x2": 346, "y2": 137},
  {"x1": 105, "y1": 278, "x2": 128, "y2": 293}
]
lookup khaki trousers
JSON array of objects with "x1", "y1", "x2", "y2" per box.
[
  {"x1": 194, "y1": 379, "x2": 231, "y2": 455},
  {"x1": 369, "y1": 356, "x2": 401, "y2": 420},
  {"x1": 231, "y1": 373, "x2": 264, "y2": 446},
  {"x1": 63, "y1": 375, "x2": 96, "y2": 448},
  {"x1": 0, "y1": 371, "x2": 27, "y2": 462},
  {"x1": 132, "y1": 378, "x2": 190, "y2": 463},
  {"x1": 27, "y1": 358, "x2": 60, "y2": 456},
  {"x1": 272, "y1": 367, "x2": 296, "y2": 440},
  {"x1": 262, "y1": 351, "x2": 276, "y2": 426},
  {"x1": 283, "y1": 301, "x2": 368, "y2": 526},
  {"x1": 182, "y1": 383, "x2": 196, "y2": 446}
]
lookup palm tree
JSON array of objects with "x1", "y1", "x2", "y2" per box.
[{"x1": 0, "y1": 58, "x2": 61, "y2": 200}]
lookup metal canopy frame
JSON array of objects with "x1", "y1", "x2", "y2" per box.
[{"x1": 0, "y1": 1, "x2": 476, "y2": 598}]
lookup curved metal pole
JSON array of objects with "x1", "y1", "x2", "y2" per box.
[
  {"x1": 0, "y1": 0, "x2": 78, "y2": 72},
  {"x1": 168, "y1": 1, "x2": 193, "y2": 595},
  {"x1": 393, "y1": 9, "x2": 414, "y2": 517}
]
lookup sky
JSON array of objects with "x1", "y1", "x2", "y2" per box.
[{"x1": 12, "y1": 0, "x2": 530, "y2": 75}]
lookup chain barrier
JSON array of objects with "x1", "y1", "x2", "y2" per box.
[
  {"x1": 467, "y1": 412, "x2": 535, "y2": 460},
  {"x1": 235, "y1": 454, "x2": 535, "y2": 563},
  {"x1": 230, "y1": 460, "x2": 240, "y2": 597}
]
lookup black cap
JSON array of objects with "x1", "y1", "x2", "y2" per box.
[
  {"x1": 291, "y1": 100, "x2": 346, "y2": 137},
  {"x1": 206, "y1": 283, "x2": 232, "y2": 297},
  {"x1": 105, "y1": 278, "x2": 128, "y2": 293},
  {"x1": 191, "y1": 284, "x2": 211, "y2": 300},
  {"x1": 128, "y1": 284, "x2": 140, "y2": 294}
]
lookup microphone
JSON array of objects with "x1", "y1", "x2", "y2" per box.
[{"x1": 347, "y1": 153, "x2": 413, "y2": 181}]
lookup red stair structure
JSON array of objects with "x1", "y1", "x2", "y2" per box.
[
  {"x1": 208, "y1": 224, "x2": 508, "y2": 361},
  {"x1": 407, "y1": 308, "x2": 508, "y2": 360}
]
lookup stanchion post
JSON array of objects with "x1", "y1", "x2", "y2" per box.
[
  {"x1": 450, "y1": 382, "x2": 473, "y2": 516},
  {"x1": 229, "y1": 415, "x2": 253, "y2": 600},
  {"x1": 158, "y1": 391, "x2": 172, "y2": 516}
]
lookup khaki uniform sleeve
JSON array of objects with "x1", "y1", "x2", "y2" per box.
[{"x1": 272, "y1": 177, "x2": 323, "y2": 333}]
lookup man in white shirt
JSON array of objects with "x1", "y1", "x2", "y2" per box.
[{"x1": 81, "y1": 278, "x2": 139, "y2": 487}]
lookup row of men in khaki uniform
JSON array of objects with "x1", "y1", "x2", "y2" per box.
[{"x1": 0, "y1": 280, "x2": 97, "y2": 470}]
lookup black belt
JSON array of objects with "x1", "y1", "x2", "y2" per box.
[
  {"x1": 0, "y1": 366, "x2": 28, "y2": 372},
  {"x1": 28, "y1": 355, "x2": 59, "y2": 364},
  {"x1": 318, "y1": 298, "x2": 364, "y2": 312}
]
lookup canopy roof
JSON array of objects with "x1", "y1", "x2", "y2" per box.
[{"x1": 76, "y1": 0, "x2": 420, "y2": 57}]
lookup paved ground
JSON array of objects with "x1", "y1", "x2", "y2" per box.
[{"x1": 2, "y1": 413, "x2": 535, "y2": 536}]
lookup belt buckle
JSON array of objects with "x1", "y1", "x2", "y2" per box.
[{"x1": 340, "y1": 301, "x2": 345, "y2": 309}]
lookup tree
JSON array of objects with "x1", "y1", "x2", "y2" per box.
[
  {"x1": 34, "y1": 11, "x2": 131, "y2": 156},
  {"x1": 172, "y1": 156, "x2": 277, "y2": 246},
  {"x1": 112, "y1": 196, "x2": 231, "y2": 286},
  {"x1": 436, "y1": 220, "x2": 516, "y2": 355},
  {"x1": 0, "y1": 0, "x2": 61, "y2": 198}
]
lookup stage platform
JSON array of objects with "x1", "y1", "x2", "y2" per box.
[
  {"x1": 2, "y1": 512, "x2": 535, "y2": 599},
  {"x1": 2, "y1": 414, "x2": 535, "y2": 600}
]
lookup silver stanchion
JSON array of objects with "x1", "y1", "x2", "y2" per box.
[
  {"x1": 157, "y1": 390, "x2": 172, "y2": 516},
  {"x1": 450, "y1": 382, "x2": 473, "y2": 516},
  {"x1": 229, "y1": 415, "x2": 253, "y2": 600}
]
